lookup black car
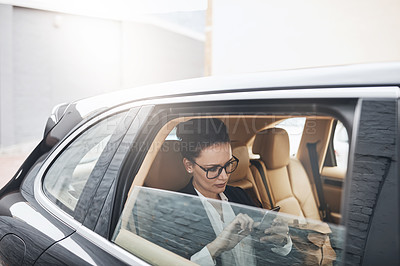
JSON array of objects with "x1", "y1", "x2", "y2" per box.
[{"x1": 0, "y1": 62, "x2": 398, "y2": 265}]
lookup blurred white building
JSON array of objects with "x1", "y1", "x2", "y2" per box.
[
  {"x1": 208, "y1": 0, "x2": 400, "y2": 75},
  {"x1": 0, "y1": 1, "x2": 206, "y2": 148}
]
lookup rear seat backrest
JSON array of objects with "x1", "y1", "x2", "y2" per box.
[
  {"x1": 252, "y1": 128, "x2": 321, "y2": 220},
  {"x1": 144, "y1": 140, "x2": 190, "y2": 191},
  {"x1": 145, "y1": 140, "x2": 262, "y2": 207},
  {"x1": 229, "y1": 143, "x2": 262, "y2": 206}
]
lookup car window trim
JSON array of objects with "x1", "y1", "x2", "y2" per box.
[
  {"x1": 76, "y1": 108, "x2": 139, "y2": 226},
  {"x1": 129, "y1": 86, "x2": 399, "y2": 107}
]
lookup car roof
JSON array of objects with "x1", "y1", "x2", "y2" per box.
[
  {"x1": 43, "y1": 61, "x2": 400, "y2": 152},
  {"x1": 73, "y1": 61, "x2": 400, "y2": 118}
]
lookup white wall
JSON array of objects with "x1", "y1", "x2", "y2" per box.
[
  {"x1": 122, "y1": 21, "x2": 204, "y2": 88},
  {"x1": 0, "y1": 5, "x2": 14, "y2": 146},
  {"x1": 211, "y1": 0, "x2": 400, "y2": 74},
  {"x1": 0, "y1": 5, "x2": 204, "y2": 147},
  {"x1": 11, "y1": 7, "x2": 122, "y2": 145}
]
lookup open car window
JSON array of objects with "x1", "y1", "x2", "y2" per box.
[{"x1": 113, "y1": 186, "x2": 345, "y2": 265}]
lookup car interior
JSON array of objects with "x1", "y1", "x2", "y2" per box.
[
  {"x1": 114, "y1": 114, "x2": 349, "y2": 264},
  {"x1": 129, "y1": 115, "x2": 347, "y2": 223}
]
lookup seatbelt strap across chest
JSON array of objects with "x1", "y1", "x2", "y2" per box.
[{"x1": 250, "y1": 160, "x2": 274, "y2": 209}]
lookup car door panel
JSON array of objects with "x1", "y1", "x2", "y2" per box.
[
  {"x1": 34, "y1": 232, "x2": 131, "y2": 266},
  {"x1": 0, "y1": 233, "x2": 25, "y2": 265}
]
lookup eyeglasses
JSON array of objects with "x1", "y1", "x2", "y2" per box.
[{"x1": 192, "y1": 156, "x2": 239, "y2": 179}]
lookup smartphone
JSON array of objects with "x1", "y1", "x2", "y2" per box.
[{"x1": 252, "y1": 206, "x2": 280, "y2": 238}]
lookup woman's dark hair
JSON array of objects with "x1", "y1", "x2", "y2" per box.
[{"x1": 176, "y1": 118, "x2": 230, "y2": 161}]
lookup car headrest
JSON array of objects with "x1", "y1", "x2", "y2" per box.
[
  {"x1": 252, "y1": 128, "x2": 290, "y2": 169},
  {"x1": 229, "y1": 142, "x2": 250, "y2": 182},
  {"x1": 144, "y1": 140, "x2": 190, "y2": 191}
]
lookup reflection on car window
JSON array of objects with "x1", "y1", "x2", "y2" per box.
[
  {"x1": 43, "y1": 112, "x2": 125, "y2": 214},
  {"x1": 276, "y1": 118, "x2": 306, "y2": 157},
  {"x1": 113, "y1": 186, "x2": 345, "y2": 265}
]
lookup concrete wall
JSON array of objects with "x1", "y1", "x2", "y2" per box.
[
  {"x1": 0, "y1": 5, "x2": 14, "y2": 147},
  {"x1": 0, "y1": 5, "x2": 204, "y2": 148},
  {"x1": 122, "y1": 21, "x2": 205, "y2": 88},
  {"x1": 12, "y1": 7, "x2": 121, "y2": 145},
  {"x1": 210, "y1": 0, "x2": 400, "y2": 75}
]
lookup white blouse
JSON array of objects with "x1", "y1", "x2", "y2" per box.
[{"x1": 190, "y1": 189, "x2": 292, "y2": 266}]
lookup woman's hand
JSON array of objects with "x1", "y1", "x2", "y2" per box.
[
  {"x1": 259, "y1": 218, "x2": 289, "y2": 246},
  {"x1": 206, "y1": 213, "x2": 254, "y2": 259}
]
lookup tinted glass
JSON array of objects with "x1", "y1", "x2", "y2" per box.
[
  {"x1": 43, "y1": 113, "x2": 125, "y2": 215},
  {"x1": 113, "y1": 186, "x2": 345, "y2": 265}
]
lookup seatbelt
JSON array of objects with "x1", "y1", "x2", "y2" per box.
[
  {"x1": 306, "y1": 142, "x2": 331, "y2": 222},
  {"x1": 250, "y1": 160, "x2": 274, "y2": 209}
]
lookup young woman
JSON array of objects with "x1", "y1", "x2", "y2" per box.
[{"x1": 176, "y1": 118, "x2": 292, "y2": 265}]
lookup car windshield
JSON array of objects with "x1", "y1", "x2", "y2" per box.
[{"x1": 113, "y1": 186, "x2": 345, "y2": 265}]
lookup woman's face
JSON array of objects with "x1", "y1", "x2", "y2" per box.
[{"x1": 185, "y1": 142, "x2": 232, "y2": 199}]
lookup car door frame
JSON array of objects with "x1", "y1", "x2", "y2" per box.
[{"x1": 108, "y1": 85, "x2": 399, "y2": 265}]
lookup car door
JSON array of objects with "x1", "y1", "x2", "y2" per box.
[
  {"x1": 105, "y1": 90, "x2": 350, "y2": 264},
  {"x1": 107, "y1": 87, "x2": 398, "y2": 265}
]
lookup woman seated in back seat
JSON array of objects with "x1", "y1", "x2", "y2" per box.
[{"x1": 174, "y1": 118, "x2": 292, "y2": 265}]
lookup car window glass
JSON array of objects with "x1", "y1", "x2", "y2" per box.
[
  {"x1": 276, "y1": 117, "x2": 306, "y2": 157},
  {"x1": 43, "y1": 112, "x2": 125, "y2": 215},
  {"x1": 113, "y1": 186, "x2": 345, "y2": 265},
  {"x1": 165, "y1": 127, "x2": 179, "y2": 140},
  {"x1": 112, "y1": 109, "x2": 351, "y2": 264},
  {"x1": 333, "y1": 121, "x2": 349, "y2": 169}
]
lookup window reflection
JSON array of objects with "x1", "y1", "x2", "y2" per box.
[{"x1": 113, "y1": 186, "x2": 345, "y2": 265}]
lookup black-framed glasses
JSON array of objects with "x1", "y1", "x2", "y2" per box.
[{"x1": 192, "y1": 156, "x2": 239, "y2": 179}]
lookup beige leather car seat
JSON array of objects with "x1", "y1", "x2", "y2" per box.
[
  {"x1": 251, "y1": 128, "x2": 321, "y2": 220},
  {"x1": 144, "y1": 140, "x2": 191, "y2": 191},
  {"x1": 229, "y1": 142, "x2": 262, "y2": 207}
]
